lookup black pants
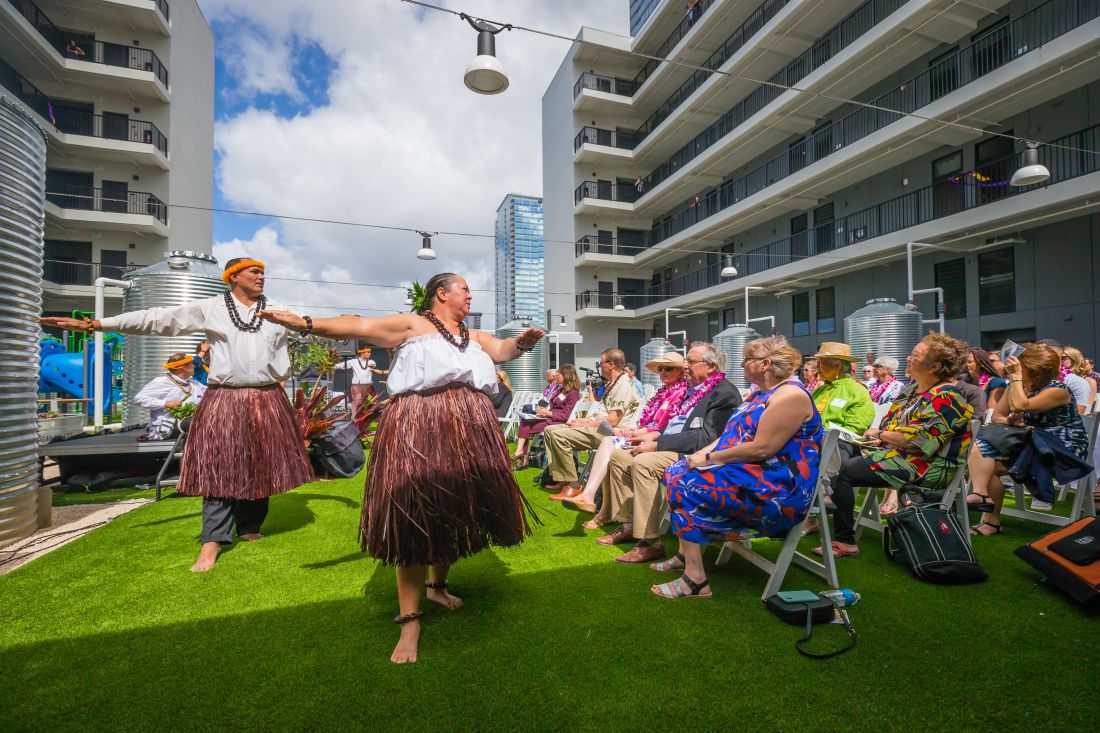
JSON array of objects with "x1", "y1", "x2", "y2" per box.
[
  {"x1": 831, "y1": 449, "x2": 891, "y2": 544},
  {"x1": 200, "y1": 497, "x2": 270, "y2": 544}
]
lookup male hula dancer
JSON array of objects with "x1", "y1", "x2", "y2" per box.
[
  {"x1": 334, "y1": 346, "x2": 385, "y2": 416},
  {"x1": 40, "y1": 258, "x2": 312, "y2": 572}
]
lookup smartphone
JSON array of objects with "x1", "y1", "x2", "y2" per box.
[{"x1": 777, "y1": 590, "x2": 821, "y2": 604}]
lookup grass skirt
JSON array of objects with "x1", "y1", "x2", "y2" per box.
[
  {"x1": 178, "y1": 385, "x2": 312, "y2": 500},
  {"x1": 361, "y1": 383, "x2": 532, "y2": 566}
]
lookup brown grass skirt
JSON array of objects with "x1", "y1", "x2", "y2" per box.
[
  {"x1": 361, "y1": 383, "x2": 532, "y2": 566},
  {"x1": 178, "y1": 384, "x2": 312, "y2": 500}
]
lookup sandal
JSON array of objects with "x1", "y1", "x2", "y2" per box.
[
  {"x1": 651, "y1": 573, "x2": 711, "y2": 599},
  {"x1": 878, "y1": 498, "x2": 899, "y2": 517},
  {"x1": 970, "y1": 519, "x2": 1002, "y2": 536},
  {"x1": 650, "y1": 553, "x2": 685, "y2": 572},
  {"x1": 966, "y1": 492, "x2": 995, "y2": 513},
  {"x1": 813, "y1": 541, "x2": 860, "y2": 559},
  {"x1": 582, "y1": 516, "x2": 610, "y2": 530}
]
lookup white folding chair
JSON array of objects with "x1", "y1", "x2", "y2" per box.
[
  {"x1": 500, "y1": 390, "x2": 539, "y2": 442},
  {"x1": 714, "y1": 429, "x2": 841, "y2": 600},
  {"x1": 856, "y1": 461, "x2": 969, "y2": 541}
]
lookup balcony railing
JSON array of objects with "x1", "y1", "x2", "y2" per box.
[
  {"x1": 573, "y1": 72, "x2": 636, "y2": 99},
  {"x1": 640, "y1": 122, "x2": 1100, "y2": 306},
  {"x1": 647, "y1": 0, "x2": 1100, "y2": 247},
  {"x1": 0, "y1": 56, "x2": 51, "y2": 120},
  {"x1": 53, "y1": 109, "x2": 168, "y2": 155},
  {"x1": 42, "y1": 258, "x2": 140, "y2": 286},
  {"x1": 573, "y1": 126, "x2": 637, "y2": 152},
  {"x1": 4, "y1": 0, "x2": 169, "y2": 87},
  {"x1": 575, "y1": 290, "x2": 647, "y2": 310},
  {"x1": 47, "y1": 184, "x2": 169, "y2": 225},
  {"x1": 630, "y1": 0, "x2": 718, "y2": 91},
  {"x1": 575, "y1": 236, "x2": 649, "y2": 257},
  {"x1": 575, "y1": 180, "x2": 641, "y2": 205}
]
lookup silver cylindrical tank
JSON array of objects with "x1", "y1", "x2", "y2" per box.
[
  {"x1": 844, "y1": 298, "x2": 923, "y2": 371},
  {"x1": 495, "y1": 319, "x2": 548, "y2": 393},
  {"x1": 714, "y1": 324, "x2": 761, "y2": 392},
  {"x1": 120, "y1": 251, "x2": 227, "y2": 424},
  {"x1": 0, "y1": 97, "x2": 46, "y2": 545},
  {"x1": 638, "y1": 337, "x2": 675, "y2": 388}
]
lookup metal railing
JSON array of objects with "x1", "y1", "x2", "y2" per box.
[
  {"x1": 641, "y1": 123, "x2": 1100, "y2": 306},
  {"x1": 630, "y1": 0, "x2": 717, "y2": 91},
  {"x1": 574, "y1": 180, "x2": 641, "y2": 205},
  {"x1": 42, "y1": 259, "x2": 140, "y2": 286},
  {"x1": 53, "y1": 109, "x2": 168, "y2": 155},
  {"x1": 573, "y1": 126, "x2": 637, "y2": 152},
  {"x1": 648, "y1": 0, "x2": 1099, "y2": 247},
  {"x1": 47, "y1": 184, "x2": 169, "y2": 224},
  {"x1": 573, "y1": 72, "x2": 636, "y2": 99},
  {"x1": 638, "y1": 0, "x2": 907, "y2": 190},
  {"x1": 575, "y1": 290, "x2": 647, "y2": 310},
  {"x1": 4, "y1": 0, "x2": 169, "y2": 87},
  {"x1": 0, "y1": 56, "x2": 51, "y2": 120},
  {"x1": 575, "y1": 236, "x2": 649, "y2": 257}
]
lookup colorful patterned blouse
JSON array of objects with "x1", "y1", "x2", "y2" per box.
[{"x1": 864, "y1": 384, "x2": 974, "y2": 490}]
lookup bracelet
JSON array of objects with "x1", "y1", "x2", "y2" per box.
[
  {"x1": 516, "y1": 337, "x2": 534, "y2": 353},
  {"x1": 82, "y1": 316, "x2": 97, "y2": 332},
  {"x1": 705, "y1": 452, "x2": 712, "y2": 462},
  {"x1": 301, "y1": 315, "x2": 313, "y2": 337}
]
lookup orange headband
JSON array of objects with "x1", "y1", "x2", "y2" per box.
[
  {"x1": 221, "y1": 258, "x2": 265, "y2": 284},
  {"x1": 164, "y1": 356, "x2": 192, "y2": 370},
  {"x1": 357, "y1": 348, "x2": 371, "y2": 354}
]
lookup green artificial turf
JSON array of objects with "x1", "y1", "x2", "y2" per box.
[
  {"x1": 1, "y1": 460, "x2": 1095, "y2": 732},
  {"x1": 52, "y1": 485, "x2": 159, "y2": 507}
]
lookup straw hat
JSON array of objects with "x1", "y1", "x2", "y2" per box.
[
  {"x1": 812, "y1": 342, "x2": 858, "y2": 363},
  {"x1": 644, "y1": 351, "x2": 686, "y2": 373}
]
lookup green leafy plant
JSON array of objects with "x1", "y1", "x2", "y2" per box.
[
  {"x1": 407, "y1": 281, "x2": 427, "y2": 313},
  {"x1": 166, "y1": 395, "x2": 197, "y2": 420},
  {"x1": 290, "y1": 344, "x2": 349, "y2": 445},
  {"x1": 352, "y1": 392, "x2": 385, "y2": 447}
]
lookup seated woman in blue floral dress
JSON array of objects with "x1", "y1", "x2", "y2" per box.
[{"x1": 652, "y1": 336, "x2": 823, "y2": 599}]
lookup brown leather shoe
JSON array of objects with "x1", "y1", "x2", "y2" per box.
[
  {"x1": 548, "y1": 485, "x2": 583, "y2": 502},
  {"x1": 615, "y1": 542, "x2": 666, "y2": 564},
  {"x1": 544, "y1": 481, "x2": 571, "y2": 491},
  {"x1": 595, "y1": 524, "x2": 634, "y2": 546}
]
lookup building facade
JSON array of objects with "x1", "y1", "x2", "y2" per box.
[
  {"x1": 494, "y1": 193, "x2": 545, "y2": 329},
  {"x1": 543, "y1": 0, "x2": 1100, "y2": 369},
  {"x1": 0, "y1": 0, "x2": 214, "y2": 318}
]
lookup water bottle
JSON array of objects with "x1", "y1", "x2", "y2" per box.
[{"x1": 819, "y1": 589, "x2": 860, "y2": 608}]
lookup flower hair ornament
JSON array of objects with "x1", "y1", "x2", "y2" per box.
[{"x1": 407, "y1": 281, "x2": 428, "y2": 314}]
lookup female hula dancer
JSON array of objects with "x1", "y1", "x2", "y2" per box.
[{"x1": 260, "y1": 272, "x2": 543, "y2": 664}]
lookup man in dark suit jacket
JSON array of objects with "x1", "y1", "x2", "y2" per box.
[{"x1": 595, "y1": 342, "x2": 742, "y2": 563}]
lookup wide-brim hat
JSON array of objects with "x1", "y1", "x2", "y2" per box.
[
  {"x1": 645, "y1": 351, "x2": 686, "y2": 373},
  {"x1": 812, "y1": 342, "x2": 858, "y2": 363}
]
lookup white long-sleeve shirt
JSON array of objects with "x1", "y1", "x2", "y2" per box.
[
  {"x1": 99, "y1": 294, "x2": 294, "y2": 386},
  {"x1": 133, "y1": 375, "x2": 206, "y2": 436},
  {"x1": 334, "y1": 356, "x2": 377, "y2": 385}
]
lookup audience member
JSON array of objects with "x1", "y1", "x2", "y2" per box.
[
  {"x1": 1062, "y1": 346, "x2": 1096, "y2": 411},
  {"x1": 816, "y1": 333, "x2": 973, "y2": 559},
  {"x1": 651, "y1": 337, "x2": 820, "y2": 598},
  {"x1": 861, "y1": 364, "x2": 875, "y2": 388},
  {"x1": 133, "y1": 352, "x2": 207, "y2": 441},
  {"x1": 801, "y1": 359, "x2": 820, "y2": 392},
  {"x1": 191, "y1": 340, "x2": 210, "y2": 385},
  {"x1": 966, "y1": 347, "x2": 1006, "y2": 415},
  {"x1": 590, "y1": 343, "x2": 741, "y2": 563},
  {"x1": 1037, "y1": 339, "x2": 1091, "y2": 414},
  {"x1": 625, "y1": 363, "x2": 645, "y2": 397},
  {"x1": 491, "y1": 369, "x2": 513, "y2": 418},
  {"x1": 967, "y1": 343, "x2": 1090, "y2": 535},
  {"x1": 512, "y1": 365, "x2": 581, "y2": 468},
  {"x1": 542, "y1": 369, "x2": 561, "y2": 401},
  {"x1": 868, "y1": 356, "x2": 903, "y2": 405},
  {"x1": 811, "y1": 343, "x2": 875, "y2": 436}
]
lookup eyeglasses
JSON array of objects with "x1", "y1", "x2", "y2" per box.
[{"x1": 684, "y1": 358, "x2": 706, "y2": 366}]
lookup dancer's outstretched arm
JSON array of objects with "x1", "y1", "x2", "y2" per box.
[
  {"x1": 473, "y1": 328, "x2": 544, "y2": 364},
  {"x1": 259, "y1": 311, "x2": 416, "y2": 350}
]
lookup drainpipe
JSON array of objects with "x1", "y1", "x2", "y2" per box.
[
  {"x1": 87, "y1": 277, "x2": 131, "y2": 433},
  {"x1": 663, "y1": 308, "x2": 688, "y2": 355},
  {"x1": 744, "y1": 286, "x2": 775, "y2": 333},
  {"x1": 907, "y1": 241, "x2": 944, "y2": 334}
]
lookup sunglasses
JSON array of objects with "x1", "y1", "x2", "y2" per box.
[{"x1": 656, "y1": 366, "x2": 682, "y2": 372}]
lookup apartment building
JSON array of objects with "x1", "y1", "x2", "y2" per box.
[
  {"x1": 543, "y1": 0, "x2": 1100, "y2": 367},
  {"x1": 0, "y1": 0, "x2": 214, "y2": 318},
  {"x1": 494, "y1": 192, "x2": 545, "y2": 330}
]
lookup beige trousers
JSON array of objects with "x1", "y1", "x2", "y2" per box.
[
  {"x1": 602, "y1": 448, "x2": 678, "y2": 540},
  {"x1": 543, "y1": 425, "x2": 602, "y2": 483}
]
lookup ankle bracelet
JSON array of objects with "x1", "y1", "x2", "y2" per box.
[{"x1": 394, "y1": 611, "x2": 423, "y2": 625}]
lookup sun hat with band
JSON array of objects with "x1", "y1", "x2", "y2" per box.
[
  {"x1": 811, "y1": 342, "x2": 858, "y2": 363},
  {"x1": 645, "y1": 351, "x2": 687, "y2": 373}
]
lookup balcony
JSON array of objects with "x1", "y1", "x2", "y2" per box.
[
  {"x1": 634, "y1": 123, "x2": 1100, "y2": 311},
  {"x1": 575, "y1": 235, "x2": 649, "y2": 260},
  {"x1": 2, "y1": 0, "x2": 169, "y2": 98},
  {"x1": 575, "y1": 290, "x2": 643, "y2": 313},
  {"x1": 571, "y1": 72, "x2": 636, "y2": 114},
  {"x1": 573, "y1": 180, "x2": 640, "y2": 215},
  {"x1": 46, "y1": 184, "x2": 169, "y2": 236},
  {"x1": 573, "y1": 126, "x2": 636, "y2": 163},
  {"x1": 42, "y1": 259, "x2": 140, "y2": 290},
  {"x1": 643, "y1": 0, "x2": 1100, "y2": 251},
  {"x1": 59, "y1": 0, "x2": 170, "y2": 36},
  {"x1": 629, "y1": 0, "x2": 718, "y2": 93}
]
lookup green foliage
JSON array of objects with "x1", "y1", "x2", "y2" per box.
[
  {"x1": 407, "y1": 281, "x2": 428, "y2": 313},
  {"x1": 165, "y1": 395, "x2": 197, "y2": 420},
  {"x1": 291, "y1": 341, "x2": 341, "y2": 378}
]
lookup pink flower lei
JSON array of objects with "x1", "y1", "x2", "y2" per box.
[
  {"x1": 868, "y1": 375, "x2": 896, "y2": 402},
  {"x1": 675, "y1": 371, "x2": 727, "y2": 417},
  {"x1": 637, "y1": 379, "x2": 688, "y2": 430}
]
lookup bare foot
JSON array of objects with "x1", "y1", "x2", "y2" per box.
[
  {"x1": 583, "y1": 517, "x2": 611, "y2": 531},
  {"x1": 391, "y1": 620, "x2": 420, "y2": 664},
  {"x1": 190, "y1": 542, "x2": 219, "y2": 572},
  {"x1": 426, "y1": 586, "x2": 464, "y2": 610},
  {"x1": 239, "y1": 533, "x2": 263, "y2": 542}
]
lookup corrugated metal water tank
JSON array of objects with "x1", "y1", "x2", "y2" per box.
[
  {"x1": 844, "y1": 298, "x2": 923, "y2": 370},
  {"x1": 0, "y1": 98, "x2": 46, "y2": 545},
  {"x1": 639, "y1": 337, "x2": 675, "y2": 387},
  {"x1": 714, "y1": 324, "x2": 761, "y2": 392},
  {"x1": 495, "y1": 319, "x2": 548, "y2": 393},
  {"x1": 120, "y1": 251, "x2": 227, "y2": 424}
]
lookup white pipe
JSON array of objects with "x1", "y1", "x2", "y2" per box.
[
  {"x1": 907, "y1": 242, "x2": 944, "y2": 334},
  {"x1": 744, "y1": 286, "x2": 775, "y2": 333},
  {"x1": 664, "y1": 308, "x2": 688, "y2": 354},
  {"x1": 89, "y1": 277, "x2": 131, "y2": 433}
]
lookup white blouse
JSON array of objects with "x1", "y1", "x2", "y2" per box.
[{"x1": 385, "y1": 333, "x2": 498, "y2": 397}]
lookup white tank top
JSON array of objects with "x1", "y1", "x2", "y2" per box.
[{"x1": 385, "y1": 333, "x2": 498, "y2": 397}]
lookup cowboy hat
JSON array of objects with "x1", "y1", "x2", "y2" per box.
[
  {"x1": 644, "y1": 351, "x2": 686, "y2": 373},
  {"x1": 812, "y1": 342, "x2": 858, "y2": 363}
]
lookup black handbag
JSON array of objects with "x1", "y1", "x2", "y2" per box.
[
  {"x1": 974, "y1": 423, "x2": 1031, "y2": 461},
  {"x1": 883, "y1": 505, "x2": 988, "y2": 584},
  {"x1": 763, "y1": 593, "x2": 857, "y2": 659}
]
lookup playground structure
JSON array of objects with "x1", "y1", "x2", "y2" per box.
[{"x1": 37, "y1": 330, "x2": 123, "y2": 414}]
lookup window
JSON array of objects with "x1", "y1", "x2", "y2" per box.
[
  {"x1": 934, "y1": 258, "x2": 966, "y2": 319},
  {"x1": 815, "y1": 287, "x2": 835, "y2": 334},
  {"x1": 793, "y1": 292, "x2": 810, "y2": 337},
  {"x1": 979, "y1": 249, "x2": 1015, "y2": 315}
]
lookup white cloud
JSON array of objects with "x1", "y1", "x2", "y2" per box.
[{"x1": 201, "y1": 0, "x2": 627, "y2": 329}]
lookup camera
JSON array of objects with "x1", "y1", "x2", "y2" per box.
[{"x1": 579, "y1": 363, "x2": 604, "y2": 393}]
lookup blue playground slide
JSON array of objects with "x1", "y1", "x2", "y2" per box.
[{"x1": 38, "y1": 336, "x2": 121, "y2": 410}]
